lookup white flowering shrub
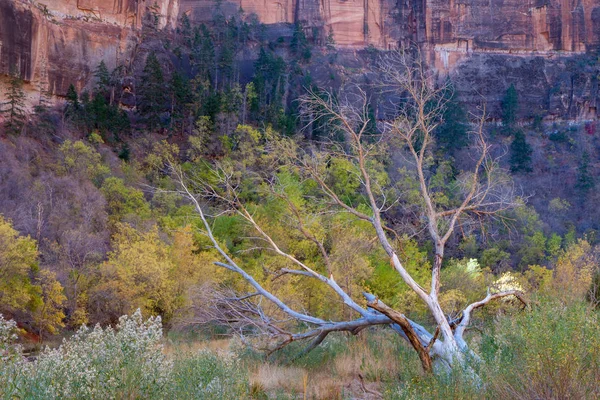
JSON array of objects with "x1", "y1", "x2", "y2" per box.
[
  {"x1": 24, "y1": 309, "x2": 172, "y2": 399},
  {"x1": 464, "y1": 258, "x2": 482, "y2": 277},
  {"x1": 0, "y1": 314, "x2": 21, "y2": 362},
  {"x1": 0, "y1": 310, "x2": 249, "y2": 399},
  {"x1": 492, "y1": 272, "x2": 524, "y2": 294}
]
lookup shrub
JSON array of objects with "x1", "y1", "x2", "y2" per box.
[
  {"x1": 0, "y1": 310, "x2": 250, "y2": 399},
  {"x1": 170, "y1": 351, "x2": 249, "y2": 399},
  {"x1": 0, "y1": 310, "x2": 171, "y2": 399},
  {"x1": 488, "y1": 298, "x2": 600, "y2": 399}
]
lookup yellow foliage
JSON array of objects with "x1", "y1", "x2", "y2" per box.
[
  {"x1": 0, "y1": 215, "x2": 40, "y2": 312},
  {"x1": 524, "y1": 265, "x2": 553, "y2": 292},
  {"x1": 553, "y1": 240, "x2": 597, "y2": 301},
  {"x1": 32, "y1": 270, "x2": 67, "y2": 336},
  {"x1": 92, "y1": 224, "x2": 178, "y2": 322},
  {"x1": 58, "y1": 140, "x2": 109, "y2": 185}
]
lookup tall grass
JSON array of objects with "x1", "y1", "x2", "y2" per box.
[
  {"x1": 2, "y1": 299, "x2": 598, "y2": 399},
  {"x1": 387, "y1": 298, "x2": 600, "y2": 400}
]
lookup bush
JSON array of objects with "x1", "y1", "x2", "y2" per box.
[
  {"x1": 0, "y1": 310, "x2": 250, "y2": 399},
  {"x1": 487, "y1": 298, "x2": 600, "y2": 399},
  {"x1": 1, "y1": 310, "x2": 171, "y2": 399},
  {"x1": 389, "y1": 298, "x2": 600, "y2": 399},
  {"x1": 170, "y1": 351, "x2": 249, "y2": 399}
]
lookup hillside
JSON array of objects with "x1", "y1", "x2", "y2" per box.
[{"x1": 0, "y1": 2, "x2": 599, "y2": 399}]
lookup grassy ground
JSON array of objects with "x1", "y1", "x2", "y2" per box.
[{"x1": 2, "y1": 298, "x2": 599, "y2": 399}]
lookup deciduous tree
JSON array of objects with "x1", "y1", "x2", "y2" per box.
[{"x1": 175, "y1": 50, "x2": 524, "y2": 374}]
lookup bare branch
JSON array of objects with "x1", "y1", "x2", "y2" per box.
[{"x1": 454, "y1": 290, "x2": 528, "y2": 340}]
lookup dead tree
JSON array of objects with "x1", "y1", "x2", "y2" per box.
[{"x1": 174, "y1": 50, "x2": 525, "y2": 373}]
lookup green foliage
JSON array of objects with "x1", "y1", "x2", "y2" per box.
[
  {"x1": 100, "y1": 177, "x2": 152, "y2": 223},
  {"x1": 435, "y1": 81, "x2": 468, "y2": 152},
  {"x1": 1, "y1": 66, "x2": 26, "y2": 135},
  {"x1": 290, "y1": 23, "x2": 311, "y2": 62},
  {"x1": 170, "y1": 351, "x2": 249, "y2": 398},
  {"x1": 93, "y1": 60, "x2": 111, "y2": 96},
  {"x1": 65, "y1": 84, "x2": 80, "y2": 116},
  {"x1": 510, "y1": 130, "x2": 533, "y2": 173},
  {"x1": 367, "y1": 238, "x2": 431, "y2": 314},
  {"x1": 486, "y1": 298, "x2": 600, "y2": 399},
  {"x1": 576, "y1": 151, "x2": 594, "y2": 193},
  {"x1": 57, "y1": 140, "x2": 110, "y2": 185},
  {"x1": 501, "y1": 83, "x2": 518, "y2": 126},
  {"x1": 518, "y1": 230, "x2": 547, "y2": 268},
  {"x1": 169, "y1": 71, "x2": 193, "y2": 132},
  {"x1": 253, "y1": 47, "x2": 288, "y2": 125},
  {"x1": 386, "y1": 299, "x2": 600, "y2": 399},
  {"x1": 138, "y1": 52, "x2": 167, "y2": 128}
]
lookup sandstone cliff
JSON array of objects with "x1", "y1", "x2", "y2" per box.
[
  {"x1": 180, "y1": 0, "x2": 600, "y2": 58},
  {"x1": 3, "y1": 0, "x2": 600, "y2": 120},
  {"x1": 0, "y1": 0, "x2": 179, "y2": 104}
]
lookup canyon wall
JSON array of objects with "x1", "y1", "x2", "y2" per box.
[
  {"x1": 180, "y1": 0, "x2": 600, "y2": 57},
  {"x1": 0, "y1": 0, "x2": 179, "y2": 104},
  {"x1": 3, "y1": 0, "x2": 600, "y2": 119}
]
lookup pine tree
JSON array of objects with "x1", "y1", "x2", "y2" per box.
[
  {"x1": 65, "y1": 84, "x2": 80, "y2": 121},
  {"x1": 576, "y1": 151, "x2": 595, "y2": 193},
  {"x1": 137, "y1": 52, "x2": 166, "y2": 129},
  {"x1": 169, "y1": 71, "x2": 192, "y2": 133},
  {"x1": 502, "y1": 83, "x2": 518, "y2": 127},
  {"x1": 2, "y1": 66, "x2": 27, "y2": 135},
  {"x1": 66, "y1": 84, "x2": 79, "y2": 109},
  {"x1": 435, "y1": 80, "x2": 468, "y2": 152},
  {"x1": 192, "y1": 25, "x2": 215, "y2": 87},
  {"x1": 291, "y1": 23, "x2": 311, "y2": 62},
  {"x1": 326, "y1": 26, "x2": 336, "y2": 51},
  {"x1": 94, "y1": 60, "x2": 111, "y2": 97},
  {"x1": 510, "y1": 130, "x2": 533, "y2": 173}
]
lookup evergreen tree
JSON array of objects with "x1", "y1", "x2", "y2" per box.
[
  {"x1": 2, "y1": 66, "x2": 26, "y2": 135},
  {"x1": 253, "y1": 47, "x2": 286, "y2": 123},
  {"x1": 94, "y1": 60, "x2": 111, "y2": 97},
  {"x1": 192, "y1": 24, "x2": 216, "y2": 86},
  {"x1": 502, "y1": 83, "x2": 518, "y2": 127},
  {"x1": 435, "y1": 81, "x2": 468, "y2": 152},
  {"x1": 169, "y1": 71, "x2": 193, "y2": 133},
  {"x1": 326, "y1": 27, "x2": 336, "y2": 51},
  {"x1": 291, "y1": 23, "x2": 311, "y2": 62},
  {"x1": 137, "y1": 52, "x2": 167, "y2": 129},
  {"x1": 576, "y1": 151, "x2": 595, "y2": 193},
  {"x1": 510, "y1": 130, "x2": 533, "y2": 173},
  {"x1": 65, "y1": 84, "x2": 80, "y2": 117},
  {"x1": 179, "y1": 13, "x2": 192, "y2": 47}
]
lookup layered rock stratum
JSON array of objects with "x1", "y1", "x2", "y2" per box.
[
  {"x1": 0, "y1": 0, "x2": 178, "y2": 104},
  {"x1": 2, "y1": 0, "x2": 600, "y2": 119}
]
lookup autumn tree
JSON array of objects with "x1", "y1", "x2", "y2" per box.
[
  {"x1": 87, "y1": 224, "x2": 179, "y2": 325},
  {"x1": 174, "y1": 50, "x2": 524, "y2": 374},
  {"x1": 0, "y1": 215, "x2": 40, "y2": 314},
  {"x1": 0, "y1": 215, "x2": 66, "y2": 337}
]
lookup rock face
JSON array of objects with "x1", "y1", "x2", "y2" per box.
[
  {"x1": 0, "y1": 0, "x2": 179, "y2": 104},
  {"x1": 3, "y1": 0, "x2": 600, "y2": 119},
  {"x1": 180, "y1": 0, "x2": 398, "y2": 48},
  {"x1": 180, "y1": 0, "x2": 600, "y2": 55}
]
